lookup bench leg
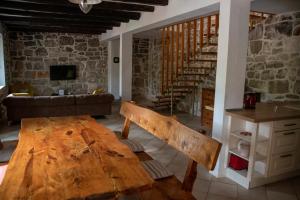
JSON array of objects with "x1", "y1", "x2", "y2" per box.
[
  {"x1": 7, "y1": 121, "x2": 12, "y2": 127},
  {"x1": 0, "y1": 139, "x2": 3, "y2": 150}
]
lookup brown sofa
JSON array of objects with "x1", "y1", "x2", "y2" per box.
[{"x1": 3, "y1": 94, "x2": 114, "y2": 122}]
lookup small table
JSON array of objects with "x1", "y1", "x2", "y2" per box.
[{"x1": 0, "y1": 116, "x2": 153, "y2": 199}]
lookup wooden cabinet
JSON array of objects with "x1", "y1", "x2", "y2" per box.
[
  {"x1": 269, "y1": 151, "x2": 297, "y2": 176},
  {"x1": 225, "y1": 114, "x2": 300, "y2": 189},
  {"x1": 271, "y1": 129, "x2": 299, "y2": 155},
  {"x1": 201, "y1": 88, "x2": 215, "y2": 130}
]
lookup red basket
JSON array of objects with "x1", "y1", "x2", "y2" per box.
[{"x1": 229, "y1": 154, "x2": 248, "y2": 170}]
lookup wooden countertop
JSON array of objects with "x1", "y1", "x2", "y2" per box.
[
  {"x1": 0, "y1": 115, "x2": 153, "y2": 200},
  {"x1": 226, "y1": 105, "x2": 300, "y2": 122}
]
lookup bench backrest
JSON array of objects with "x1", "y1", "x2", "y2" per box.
[{"x1": 120, "y1": 102, "x2": 222, "y2": 191}]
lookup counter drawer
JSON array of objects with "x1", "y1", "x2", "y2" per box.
[
  {"x1": 272, "y1": 129, "x2": 299, "y2": 154},
  {"x1": 273, "y1": 119, "x2": 300, "y2": 132},
  {"x1": 269, "y1": 151, "x2": 296, "y2": 176}
]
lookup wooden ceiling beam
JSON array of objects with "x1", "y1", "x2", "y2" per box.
[
  {"x1": 0, "y1": 3, "x2": 140, "y2": 22},
  {"x1": 110, "y1": 0, "x2": 169, "y2": 6},
  {"x1": 94, "y1": 1, "x2": 154, "y2": 12},
  {"x1": 0, "y1": 8, "x2": 121, "y2": 27},
  {"x1": 4, "y1": 21, "x2": 109, "y2": 31},
  {"x1": 3, "y1": 0, "x2": 168, "y2": 6},
  {"x1": 6, "y1": 24, "x2": 106, "y2": 34},
  {"x1": 0, "y1": 16, "x2": 115, "y2": 29}
]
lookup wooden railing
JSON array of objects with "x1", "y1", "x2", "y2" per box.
[
  {"x1": 155, "y1": 11, "x2": 273, "y2": 112},
  {"x1": 160, "y1": 14, "x2": 219, "y2": 94}
]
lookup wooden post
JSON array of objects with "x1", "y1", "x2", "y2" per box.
[
  {"x1": 171, "y1": 25, "x2": 174, "y2": 83},
  {"x1": 181, "y1": 23, "x2": 185, "y2": 74},
  {"x1": 215, "y1": 14, "x2": 219, "y2": 36},
  {"x1": 176, "y1": 24, "x2": 180, "y2": 77},
  {"x1": 207, "y1": 16, "x2": 211, "y2": 45},
  {"x1": 166, "y1": 27, "x2": 170, "y2": 89},
  {"x1": 121, "y1": 118, "x2": 131, "y2": 139},
  {"x1": 161, "y1": 28, "x2": 165, "y2": 93},
  {"x1": 182, "y1": 159, "x2": 198, "y2": 192},
  {"x1": 193, "y1": 19, "x2": 197, "y2": 61},
  {"x1": 187, "y1": 21, "x2": 191, "y2": 65},
  {"x1": 200, "y1": 18, "x2": 204, "y2": 49}
]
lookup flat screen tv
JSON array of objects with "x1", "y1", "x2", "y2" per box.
[{"x1": 50, "y1": 65, "x2": 76, "y2": 80}]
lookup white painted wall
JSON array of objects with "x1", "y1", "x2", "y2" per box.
[
  {"x1": 212, "y1": 0, "x2": 251, "y2": 177},
  {"x1": 101, "y1": 0, "x2": 220, "y2": 41},
  {"x1": 119, "y1": 33, "x2": 133, "y2": 101},
  {"x1": 107, "y1": 39, "x2": 120, "y2": 100}
]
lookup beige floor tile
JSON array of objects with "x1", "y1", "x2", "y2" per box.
[
  {"x1": 147, "y1": 144, "x2": 178, "y2": 166},
  {"x1": 266, "y1": 180, "x2": 298, "y2": 200},
  {"x1": 192, "y1": 191, "x2": 207, "y2": 200},
  {"x1": 212, "y1": 176, "x2": 237, "y2": 185},
  {"x1": 237, "y1": 185, "x2": 267, "y2": 200},
  {"x1": 197, "y1": 165, "x2": 213, "y2": 181},
  {"x1": 209, "y1": 181, "x2": 238, "y2": 198},
  {"x1": 166, "y1": 152, "x2": 188, "y2": 179},
  {"x1": 206, "y1": 193, "x2": 237, "y2": 200},
  {"x1": 193, "y1": 178, "x2": 211, "y2": 193}
]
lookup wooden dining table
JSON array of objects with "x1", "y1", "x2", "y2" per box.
[{"x1": 0, "y1": 115, "x2": 153, "y2": 200}]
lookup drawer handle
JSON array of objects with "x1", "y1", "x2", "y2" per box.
[
  {"x1": 280, "y1": 154, "x2": 292, "y2": 158},
  {"x1": 284, "y1": 123, "x2": 296, "y2": 127},
  {"x1": 283, "y1": 132, "x2": 295, "y2": 135}
]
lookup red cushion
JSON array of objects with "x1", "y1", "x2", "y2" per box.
[{"x1": 0, "y1": 165, "x2": 8, "y2": 185}]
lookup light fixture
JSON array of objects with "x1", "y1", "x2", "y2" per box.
[{"x1": 68, "y1": 0, "x2": 102, "y2": 14}]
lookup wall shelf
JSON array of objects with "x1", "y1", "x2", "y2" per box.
[{"x1": 229, "y1": 148, "x2": 249, "y2": 161}]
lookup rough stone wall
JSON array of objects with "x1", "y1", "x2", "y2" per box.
[
  {"x1": 132, "y1": 38, "x2": 149, "y2": 99},
  {"x1": 132, "y1": 37, "x2": 161, "y2": 100},
  {"x1": 8, "y1": 32, "x2": 107, "y2": 96},
  {"x1": 0, "y1": 24, "x2": 9, "y2": 120},
  {"x1": 147, "y1": 38, "x2": 161, "y2": 99},
  {"x1": 246, "y1": 11, "x2": 300, "y2": 101}
]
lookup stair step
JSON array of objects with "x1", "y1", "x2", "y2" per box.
[
  {"x1": 153, "y1": 102, "x2": 176, "y2": 107},
  {"x1": 156, "y1": 94, "x2": 185, "y2": 99},
  {"x1": 149, "y1": 105, "x2": 170, "y2": 110},
  {"x1": 190, "y1": 59, "x2": 217, "y2": 63},
  {"x1": 174, "y1": 79, "x2": 200, "y2": 83},
  {"x1": 153, "y1": 99, "x2": 180, "y2": 104},
  {"x1": 178, "y1": 73, "x2": 209, "y2": 76},
  {"x1": 172, "y1": 85, "x2": 196, "y2": 89},
  {"x1": 153, "y1": 98, "x2": 181, "y2": 103},
  {"x1": 206, "y1": 43, "x2": 218, "y2": 46},
  {"x1": 200, "y1": 52, "x2": 217, "y2": 55}
]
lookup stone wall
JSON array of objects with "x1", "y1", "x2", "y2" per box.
[
  {"x1": 7, "y1": 32, "x2": 107, "y2": 96},
  {"x1": 246, "y1": 11, "x2": 300, "y2": 101},
  {"x1": 132, "y1": 37, "x2": 161, "y2": 100},
  {"x1": 132, "y1": 38, "x2": 149, "y2": 99}
]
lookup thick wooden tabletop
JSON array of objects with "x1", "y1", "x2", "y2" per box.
[{"x1": 0, "y1": 115, "x2": 153, "y2": 200}]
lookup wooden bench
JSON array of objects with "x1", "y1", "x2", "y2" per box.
[{"x1": 118, "y1": 101, "x2": 222, "y2": 199}]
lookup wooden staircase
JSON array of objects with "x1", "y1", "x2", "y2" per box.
[
  {"x1": 151, "y1": 11, "x2": 273, "y2": 112},
  {"x1": 152, "y1": 14, "x2": 219, "y2": 111}
]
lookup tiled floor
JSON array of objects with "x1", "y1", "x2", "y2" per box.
[{"x1": 0, "y1": 103, "x2": 299, "y2": 200}]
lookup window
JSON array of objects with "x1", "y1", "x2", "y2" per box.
[{"x1": 0, "y1": 33, "x2": 5, "y2": 87}]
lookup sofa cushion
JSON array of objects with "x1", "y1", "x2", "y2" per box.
[
  {"x1": 3, "y1": 96, "x2": 35, "y2": 107},
  {"x1": 75, "y1": 94, "x2": 114, "y2": 105},
  {"x1": 48, "y1": 95, "x2": 75, "y2": 106},
  {"x1": 33, "y1": 96, "x2": 51, "y2": 106}
]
